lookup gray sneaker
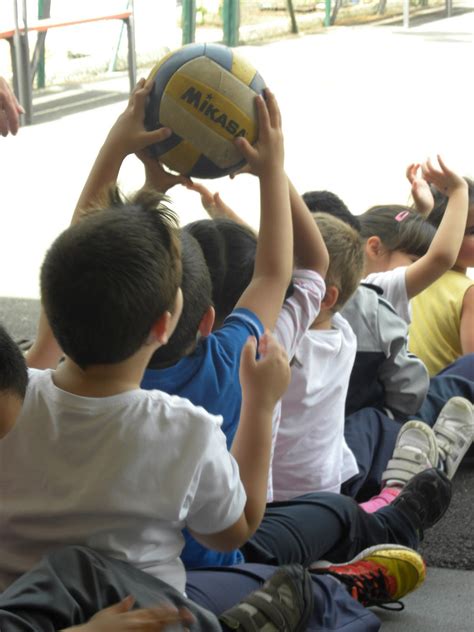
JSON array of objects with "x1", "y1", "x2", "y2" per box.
[
  {"x1": 432, "y1": 397, "x2": 474, "y2": 479},
  {"x1": 382, "y1": 420, "x2": 438, "y2": 488},
  {"x1": 219, "y1": 564, "x2": 313, "y2": 631}
]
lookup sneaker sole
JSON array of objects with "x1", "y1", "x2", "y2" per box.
[{"x1": 310, "y1": 543, "x2": 422, "y2": 570}]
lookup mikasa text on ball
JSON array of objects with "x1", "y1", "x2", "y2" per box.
[{"x1": 144, "y1": 43, "x2": 266, "y2": 179}]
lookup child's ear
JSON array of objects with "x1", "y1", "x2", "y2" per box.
[
  {"x1": 198, "y1": 306, "x2": 215, "y2": 338},
  {"x1": 365, "y1": 236, "x2": 385, "y2": 260},
  {"x1": 148, "y1": 312, "x2": 172, "y2": 346},
  {"x1": 321, "y1": 285, "x2": 339, "y2": 311},
  {"x1": 148, "y1": 288, "x2": 184, "y2": 346}
]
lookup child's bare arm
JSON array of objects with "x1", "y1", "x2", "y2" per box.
[
  {"x1": 26, "y1": 80, "x2": 173, "y2": 369},
  {"x1": 189, "y1": 332, "x2": 290, "y2": 550},
  {"x1": 404, "y1": 155, "x2": 468, "y2": 299},
  {"x1": 288, "y1": 178, "x2": 329, "y2": 277},
  {"x1": 460, "y1": 286, "x2": 474, "y2": 354},
  {"x1": 231, "y1": 90, "x2": 292, "y2": 330},
  {"x1": 189, "y1": 178, "x2": 328, "y2": 278}
]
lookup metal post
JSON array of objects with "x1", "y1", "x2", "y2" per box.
[
  {"x1": 182, "y1": 0, "x2": 196, "y2": 45},
  {"x1": 325, "y1": 0, "x2": 331, "y2": 27},
  {"x1": 287, "y1": 0, "x2": 298, "y2": 34},
  {"x1": 12, "y1": 0, "x2": 32, "y2": 125},
  {"x1": 446, "y1": 0, "x2": 452, "y2": 17},
  {"x1": 222, "y1": 0, "x2": 239, "y2": 47},
  {"x1": 125, "y1": 15, "x2": 137, "y2": 93},
  {"x1": 403, "y1": 0, "x2": 410, "y2": 28}
]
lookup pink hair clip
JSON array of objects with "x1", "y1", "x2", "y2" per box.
[{"x1": 395, "y1": 210, "x2": 410, "y2": 222}]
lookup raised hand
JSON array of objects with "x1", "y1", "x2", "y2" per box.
[
  {"x1": 421, "y1": 155, "x2": 467, "y2": 199},
  {"x1": 104, "y1": 79, "x2": 173, "y2": 159},
  {"x1": 233, "y1": 88, "x2": 284, "y2": 177},
  {"x1": 136, "y1": 149, "x2": 191, "y2": 193},
  {"x1": 239, "y1": 331, "x2": 291, "y2": 411},
  {"x1": 406, "y1": 162, "x2": 435, "y2": 216},
  {"x1": 0, "y1": 76, "x2": 24, "y2": 137}
]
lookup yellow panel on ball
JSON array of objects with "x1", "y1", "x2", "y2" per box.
[{"x1": 144, "y1": 43, "x2": 266, "y2": 179}]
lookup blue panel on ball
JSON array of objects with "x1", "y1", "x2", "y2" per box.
[
  {"x1": 190, "y1": 153, "x2": 247, "y2": 179},
  {"x1": 144, "y1": 43, "x2": 205, "y2": 132},
  {"x1": 147, "y1": 131, "x2": 183, "y2": 160},
  {"x1": 203, "y1": 43, "x2": 233, "y2": 71},
  {"x1": 250, "y1": 70, "x2": 266, "y2": 95}
]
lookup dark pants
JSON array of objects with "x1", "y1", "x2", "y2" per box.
[
  {"x1": 343, "y1": 355, "x2": 474, "y2": 501},
  {"x1": 0, "y1": 546, "x2": 381, "y2": 632},
  {"x1": 243, "y1": 492, "x2": 418, "y2": 566}
]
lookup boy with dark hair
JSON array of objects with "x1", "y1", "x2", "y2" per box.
[
  {"x1": 1, "y1": 81, "x2": 321, "y2": 632},
  {"x1": 0, "y1": 324, "x2": 27, "y2": 438},
  {"x1": 302, "y1": 189, "x2": 361, "y2": 232}
]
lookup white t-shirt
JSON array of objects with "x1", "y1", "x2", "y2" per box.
[
  {"x1": 269, "y1": 269, "x2": 326, "y2": 502},
  {"x1": 272, "y1": 312, "x2": 359, "y2": 501},
  {"x1": 363, "y1": 267, "x2": 411, "y2": 324},
  {"x1": 0, "y1": 369, "x2": 246, "y2": 593}
]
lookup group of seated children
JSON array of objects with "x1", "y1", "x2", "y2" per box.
[{"x1": 0, "y1": 77, "x2": 473, "y2": 632}]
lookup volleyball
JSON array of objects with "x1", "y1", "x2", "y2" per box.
[{"x1": 144, "y1": 43, "x2": 266, "y2": 179}]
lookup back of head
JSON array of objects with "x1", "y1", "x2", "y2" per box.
[
  {"x1": 185, "y1": 218, "x2": 257, "y2": 326},
  {"x1": 148, "y1": 230, "x2": 212, "y2": 368},
  {"x1": 313, "y1": 212, "x2": 364, "y2": 310},
  {"x1": 359, "y1": 205, "x2": 435, "y2": 258},
  {"x1": 427, "y1": 176, "x2": 474, "y2": 228},
  {"x1": 40, "y1": 188, "x2": 182, "y2": 368},
  {"x1": 0, "y1": 324, "x2": 28, "y2": 399},
  {"x1": 0, "y1": 324, "x2": 28, "y2": 438},
  {"x1": 303, "y1": 190, "x2": 361, "y2": 233}
]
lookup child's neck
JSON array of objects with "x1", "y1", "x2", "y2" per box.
[
  {"x1": 310, "y1": 309, "x2": 334, "y2": 331},
  {"x1": 53, "y1": 350, "x2": 151, "y2": 397}
]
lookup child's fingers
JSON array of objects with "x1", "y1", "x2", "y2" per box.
[
  {"x1": 185, "y1": 180, "x2": 212, "y2": 198},
  {"x1": 240, "y1": 336, "x2": 258, "y2": 370},
  {"x1": 436, "y1": 154, "x2": 451, "y2": 176},
  {"x1": 255, "y1": 93, "x2": 271, "y2": 133},
  {"x1": 142, "y1": 127, "x2": 172, "y2": 147},
  {"x1": 234, "y1": 136, "x2": 257, "y2": 163},
  {"x1": 263, "y1": 88, "x2": 281, "y2": 129}
]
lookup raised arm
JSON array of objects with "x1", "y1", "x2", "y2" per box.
[
  {"x1": 230, "y1": 90, "x2": 292, "y2": 329},
  {"x1": 404, "y1": 155, "x2": 468, "y2": 299},
  {"x1": 26, "y1": 80, "x2": 173, "y2": 369},
  {"x1": 288, "y1": 178, "x2": 329, "y2": 277}
]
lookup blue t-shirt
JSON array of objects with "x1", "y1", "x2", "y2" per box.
[{"x1": 141, "y1": 307, "x2": 264, "y2": 568}]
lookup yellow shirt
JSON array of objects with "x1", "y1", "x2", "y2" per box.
[{"x1": 409, "y1": 270, "x2": 474, "y2": 376}]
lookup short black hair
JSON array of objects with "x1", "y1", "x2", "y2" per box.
[
  {"x1": 0, "y1": 324, "x2": 28, "y2": 399},
  {"x1": 427, "y1": 177, "x2": 474, "y2": 228},
  {"x1": 185, "y1": 218, "x2": 257, "y2": 326},
  {"x1": 302, "y1": 190, "x2": 361, "y2": 233},
  {"x1": 148, "y1": 230, "x2": 212, "y2": 368},
  {"x1": 359, "y1": 205, "x2": 435, "y2": 258},
  {"x1": 40, "y1": 188, "x2": 182, "y2": 368}
]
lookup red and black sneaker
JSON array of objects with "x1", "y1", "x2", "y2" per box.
[{"x1": 311, "y1": 544, "x2": 426, "y2": 610}]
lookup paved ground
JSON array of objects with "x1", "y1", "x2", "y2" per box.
[{"x1": 1, "y1": 5, "x2": 473, "y2": 630}]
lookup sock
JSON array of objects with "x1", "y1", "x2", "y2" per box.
[{"x1": 359, "y1": 486, "x2": 401, "y2": 513}]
